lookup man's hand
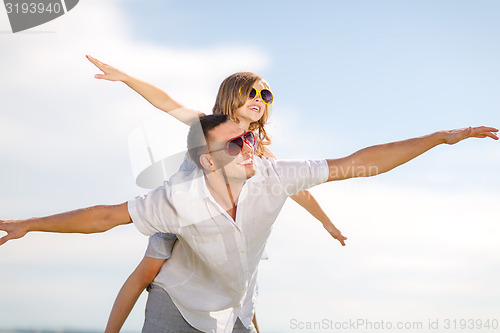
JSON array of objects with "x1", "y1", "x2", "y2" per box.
[
  {"x1": 323, "y1": 222, "x2": 347, "y2": 246},
  {"x1": 87, "y1": 55, "x2": 129, "y2": 82},
  {"x1": 443, "y1": 126, "x2": 499, "y2": 145},
  {"x1": 0, "y1": 219, "x2": 29, "y2": 246}
]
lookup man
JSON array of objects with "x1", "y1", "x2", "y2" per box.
[{"x1": 0, "y1": 115, "x2": 497, "y2": 332}]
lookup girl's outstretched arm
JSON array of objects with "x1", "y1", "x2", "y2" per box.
[
  {"x1": 105, "y1": 256, "x2": 167, "y2": 333},
  {"x1": 263, "y1": 148, "x2": 347, "y2": 246},
  {"x1": 86, "y1": 55, "x2": 205, "y2": 125},
  {"x1": 289, "y1": 190, "x2": 346, "y2": 246}
]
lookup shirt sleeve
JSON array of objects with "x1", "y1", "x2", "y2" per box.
[
  {"x1": 145, "y1": 233, "x2": 178, "y2": 259},
  {"x1": 273, "y1": 159, "x2": 329, "y2": 196},
  {"x1": 127, "y1": 185, "x2": 179, "y2": 236}
]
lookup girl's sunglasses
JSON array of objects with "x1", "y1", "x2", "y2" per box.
[
  {"x1": 211, "y1": 131, "x2": 255, "y2": 156},
  {"x1": 240, "y1": 87, "x2": 274, "y2": 105}
]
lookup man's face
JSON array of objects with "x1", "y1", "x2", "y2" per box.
[{"x1": 206, "y1": 121, "x2": 256, "y2": 181}]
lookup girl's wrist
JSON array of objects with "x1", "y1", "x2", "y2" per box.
[
  {"x1": 121, "y1": 73, "x2": 134, "y2": 84},
  {"x1": 321, "y1": 219, "x2": 334, "y2": 228}
]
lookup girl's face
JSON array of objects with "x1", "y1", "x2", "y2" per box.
[{"x1": 234, "y1": 80, "x2": 268, "y2": 130}]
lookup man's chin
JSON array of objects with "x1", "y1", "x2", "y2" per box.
[{"x1": 245, "y1": 166, "x2": 257, "y2": 179}]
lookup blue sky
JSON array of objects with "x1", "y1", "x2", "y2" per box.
[{"x1": 1, "y1": 1, "x2": 499, "y2": 332}]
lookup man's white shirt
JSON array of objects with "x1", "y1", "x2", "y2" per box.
[{"x1": 128, "y1": 157, "x2": 329, "y2": 333}]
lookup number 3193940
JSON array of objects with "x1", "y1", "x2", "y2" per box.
[{"x1": 5, "y1": 2, "x2": 62, "y2": 14}]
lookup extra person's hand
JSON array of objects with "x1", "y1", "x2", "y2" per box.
[
  {"x1": 443, "y1": 126, "x2": 498, "y2": 145},
  {"x1": 323, "y1": 223, "x2": 347, "y2": 246},
  {"x1": 86, "y1": 55, "x2": 129, "y2": 82},
  {"x1": 0, "y1": 219, "x2": 29, "y2": 246}
]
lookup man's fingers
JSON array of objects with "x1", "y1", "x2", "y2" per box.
[
  {"x1": 0, "y1": 234, "x2": 12, "y2": 246},
  {"x1": 0, "y1": 220, "x2": 27, "y2": 245},
  {"x1": 463, "y1": 126, "x2": 499, "y2": 141},
  {"x1": 473, "y1": 131, "x2": 499, "y2": 140},
  {"x1": 476, "y1": 126, "x2": 499, "y2": 133},
  {"x1": 482, "y1": 131, "x2": 499, "y2": 140},
  {"x1": 472, "y1": 126, "x2": 498, "y2": 135}
]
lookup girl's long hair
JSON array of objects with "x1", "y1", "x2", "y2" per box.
[{"x1": 212, "y1": 72, "x2": 272, "y2": 157}]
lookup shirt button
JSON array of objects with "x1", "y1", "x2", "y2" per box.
[{"x1": 241, "y1": 250, "x2": 245, "y2": 254}]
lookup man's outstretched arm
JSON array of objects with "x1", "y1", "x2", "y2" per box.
[
  {"x1": 326, "y1": 126, "x2": 498, "y2": 181},
  {"x1": 0, "y1": 203, "x2": 131, "y2": 246}
]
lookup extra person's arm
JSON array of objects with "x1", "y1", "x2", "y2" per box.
[
  {"x1": 105, "y1": 256, "x2": 166, "y2": 333},
  {"x1": 326, "y1": 126, "x2": 499, "y2": 182},
  {"x1": 86, "y1": 55, "x2": 205, "y2": 125},
  {"x1": 264, "y1": 147, "x2": 347, "y2": 246},
  {"x1": 0, "y1": 203, "x2": 131, "y2": 246}
]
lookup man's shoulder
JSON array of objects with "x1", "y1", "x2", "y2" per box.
[
  {"x1": 254, "y1": 157, "x2": 329, "y2": 183},
  {"x1": 253, "y1": 156, "x2": 276, "y2": 175},
  {"x1": 254, "y1": 156, "x2": 327, "y2": 170},
  {"x1": 253, "y1": 156, "x2": 301, "y2": 179},
  {"x1": 133, "y1": 167, "x2": 202, "y2": 203}
]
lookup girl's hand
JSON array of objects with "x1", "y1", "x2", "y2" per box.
[
  {"x1": 323, "y1": 222, "x2": 347, "y2": 246},
  {"x1": 86, "y1": 55, "x2": 129, "y2": 82}
]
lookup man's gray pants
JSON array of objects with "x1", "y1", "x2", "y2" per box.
[{"x1": 142, "y1": 284, "x2": 257, "y2": 333}]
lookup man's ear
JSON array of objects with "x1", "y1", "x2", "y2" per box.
[{"x1": 199, "y1": 153, "x2": 214, "y2": 172}]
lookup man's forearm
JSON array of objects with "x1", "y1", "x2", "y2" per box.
[
  {"x1": 26, "y1": 203, "x2": 131, "y2": 234},
  {"x1": 327, "y1": 131, "x2": 446, "y2": 181},
  {"x1": 327, "y1": 126, "x2": 498, "y2": 181},
  {"x1": 352, "y1": 131, "x2": 445, "y2": 176},
  {"x1": 0, "y1": 203, "x2": 131, "y2": 245}
]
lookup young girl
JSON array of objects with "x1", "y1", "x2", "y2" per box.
[{"x1": 87, "y1": 55, "x2": 347, "y2": 332}]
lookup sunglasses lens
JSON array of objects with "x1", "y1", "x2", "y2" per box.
[
  {"x1": 248, "y1": 88, "x2": 257, "y2": 100},
  {"x1": 225, "y1": 132, "x2": 254, "y2": 156},
  {"x1": 260, "y1": 89, "x2": 273, "y2": 104},
  {"x1": 244, "y1": 132, "x2": 255, "y2": 146},
  {"x1": 227, "y1": 137, "x2": 243, "y2": 156}
]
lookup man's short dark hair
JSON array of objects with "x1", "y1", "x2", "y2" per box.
[{"x1": 187, "y1": 114, "x2": 229, "y2": 169}]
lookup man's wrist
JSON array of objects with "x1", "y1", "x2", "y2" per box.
[
  {"x1": 432, "y1": 131, "x2": 448, "y2": 145},
  {"x1": 23, "y1": 217, "x2": 39, "y2": 233}
]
